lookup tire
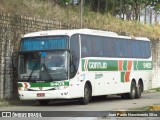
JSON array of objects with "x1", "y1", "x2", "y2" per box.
[
  {"x1": 79, "y1": 83, "x2": 91, "y2": 105},
  {"x1": 121, "y1": 94, "x2": 127, "y2": 99},
  {"x1": 92, "y1": 95, "x2": 107, "y2": 100},
  {"x1": 126, "y1": 81, "x2": 136, "y2": 99},
  {"x1": 135, "y1": 81, "x2": 142, "y2": 99},
  {"x1": 39, "y1": 100, "x2": 49, "y2": 105}
]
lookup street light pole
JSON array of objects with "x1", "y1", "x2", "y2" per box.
[{"x1": 80, "y1": 0, "x2": 83, "y2": 28}]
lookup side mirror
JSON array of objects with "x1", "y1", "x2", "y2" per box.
[
  {"x1": 70, "y1": 65, "x2": 75, "y2": 73},
  {"x1": 70, "y1": 53, "x2": 75, "y2": 73},
  {"x1": 70, "y1": 53, "x2": 73, "y2": 64}
]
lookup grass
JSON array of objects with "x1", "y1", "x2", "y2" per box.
[
  {"x1": 150, "y1": 87, "x2": 160, "y2": 92},
  {"x1": 0, "y1": 0, "x2": 160, "y2": 39},
  {"x1": 129, "y1": 105, "x2": 160, "y2": 111},
  {"x1": 0, "y1": 99, "x2": 36, "y2": 107},
  {"x1": 0, "y1": 100, "x2": 11, "y2": 107},
  {"x1": 129, "y1": 106, "x2": 150, "y2": 111}
]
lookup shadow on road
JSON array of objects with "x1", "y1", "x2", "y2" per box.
[{"x1": 9, "y1": 95, "x2": 125, "y2": 106}]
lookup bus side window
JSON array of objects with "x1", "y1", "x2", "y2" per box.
[
  {"x1": 81, "y1": 35, "x2": 92, "y2": 58},
  {"x1": 145, "y1": 42, "x2": 151, "y2": 58},
  {"x1": 114, "y1": 38, "x2": 123, "y2": 57},
  {"x1": 70, "y1": 34, "x2": 80, "y2": 78},
  {"x1": 103, "y1": 37, "x2": 114, "y2": 57},
  {"x1": 92, "y1": 36, "x2": 104, "y2": 57}
]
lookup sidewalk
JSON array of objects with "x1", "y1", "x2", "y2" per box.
[{"x1": 0, "y1": 99, "x2": 36, "y2": 107}]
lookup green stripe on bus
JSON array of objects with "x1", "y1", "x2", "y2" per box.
[
  {"x1": 123, "y1": 60, "x2": 127, "y2": 70},
  {"x1": 82, "y1": 59, "x2": 118, "y2": 71},
  {"x1": 18, "y1": 81, "x2": 69, "y2": 88},
  {"x1": 82, "y1": 59, "x2": 152, "y2": 71},
  {"x1": 18, "y1": 83, "x2": 23, "y2": 87},
  {"x1": 134, "y1": 61, "x2": 152, "y2": 70},
  {"x1": 121, "y1": 72, "x2": 125, "y2": 82},
  {"x1": 134, "y1": 61, "x2": 138, "y2": 70}
]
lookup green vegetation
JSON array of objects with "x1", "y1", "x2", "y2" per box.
[
  {"x1": 151, "y1": 87, "x2": 160, "y2": 92},
  {"x1": 0, "y1": 0, "x2": 160, "y2": 39},
  {"x1": 0, "y1": 100, "x2": 10, "y2": 107},
  {"x1": 130, "y1": 104, "x2": 160, "y2": 111},
  {"x1": 129, "y1": 106, "x2": 150, "y2": 111}
]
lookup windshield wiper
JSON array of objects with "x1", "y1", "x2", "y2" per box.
[
  {"x1": 40, "y1": 63, "x2": 54, "y2": 82},
  {"x1": 27, "y1": 62, "x2": 40, "y2": 81}
]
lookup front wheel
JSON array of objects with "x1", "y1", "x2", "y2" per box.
[
  {"x1": 126, "y1": 81, "x2": 136, "y2": 99},
  {"x1": 79, "y1": 84, "x2": 91, "y2": 105},
  {"x1": 39, "y1": 100, "x2": 49, "y2": 105}
]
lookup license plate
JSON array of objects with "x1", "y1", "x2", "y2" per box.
[{"x1": 37, "y1": 93, "x2": 45, "y2": 97}]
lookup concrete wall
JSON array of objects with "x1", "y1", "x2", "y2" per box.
[
  {"x1": 0, "y1": 12, "x2": 160, "y2": 100},
  {"x1": 151, "y1": 40, "x2": 160, "y2": 88},
  {"x1": 0, "y1": 13, "x2": 78, "y2": 99}
]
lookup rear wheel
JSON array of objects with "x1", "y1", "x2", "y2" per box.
[
  {"x1": 126, "y1": 81, "x2": 136, "y2": 99},
  {"x1": 39, "y1": 100, "x2": 49, "y2": 105},
  {"x1": 135, "y1": 81, "x2": 142, "y2": 99},
  {"x1": 79, "y1": 83, "x2": 91, "y2": 105}
]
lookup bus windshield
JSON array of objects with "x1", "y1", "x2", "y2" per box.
[
  {"x1": 21, "y1": 36, "x2": 68, "y2": 51},
  {"x1": 18, "y1": 51, "x2": 68, "y2": 82}
]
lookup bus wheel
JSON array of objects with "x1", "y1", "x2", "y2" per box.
[
  {"x1": 79, "y1": 83, "x2": 91, "y2": 105},
  {"x1": 126, "y1": 81, "x2": 136, "y2": 99},
  {"x1": 121, "y1": 94, "x2": 127, "y2": 99},
  {"x1": 39, "y1": 100, "x2": 49, "y2": 105},
  {"x1": 135, "y1": 81, "x2": 142, "y2": 99}
]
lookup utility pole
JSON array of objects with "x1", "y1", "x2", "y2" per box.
[{"x1": 80, "y1": 0, "x2": 83, "y2": 28}]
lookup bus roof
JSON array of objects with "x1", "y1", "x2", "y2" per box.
[{"x1": 22, "y1": 29, "x2": 150, "y2": 41}]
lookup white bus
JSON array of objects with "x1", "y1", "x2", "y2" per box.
[{"x1": 18, "y1": 29, "x2": 152, "y2": 105}]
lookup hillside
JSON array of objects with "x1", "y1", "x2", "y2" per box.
[{"x1": 0, "y1": 0, "x2": 160, "y2": 39}]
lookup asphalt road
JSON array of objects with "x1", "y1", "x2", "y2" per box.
[{"x1": 0, "y1": 92, "x2": 160, "y2": 120}]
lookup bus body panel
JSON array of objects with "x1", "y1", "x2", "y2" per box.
[{"x1": 18, "y1": 29, "x2": 152, "y2": 102}]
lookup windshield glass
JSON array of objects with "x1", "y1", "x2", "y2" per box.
[{"x1": 18, "y1": 51, "x2": 68, "y2": 81}]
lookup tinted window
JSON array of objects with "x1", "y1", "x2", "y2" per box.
[
  {"x1": 103, "y1": 37, "x2": 115, "y2": 57},
  {"x1": 81, "y1": 35, "x2": 93, "y2": 57},
  {"x1": 70, "y1": 34, "x2": 80, "y2": 78},
  {"x1": 114, "y1": 38, "x2": 123, "y2": 57},
  {"x1": 92, "y1": 36, "x2": 104, "y2": 57},
  {"x1": 80, "y1": 34, "x2": 151, "y2": 59}
]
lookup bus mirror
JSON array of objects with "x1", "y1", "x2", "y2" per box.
[
  {"x1": 70, "y1": 54, "x2": 75, "y2": 73},
  {"x1": 70, "y1": 65, "x2": 75, "y2": 73},
  {"x1": 70, "y1": 54, "x2": 73, "y2": 63}
]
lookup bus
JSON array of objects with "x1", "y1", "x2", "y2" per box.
[{"x1": 18, "y1": 29, "x2": 152, "y2": 105}]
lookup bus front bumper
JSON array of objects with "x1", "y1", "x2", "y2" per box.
[{"x1": 18, "y1": 89, "x2": 70, "y2": 100}]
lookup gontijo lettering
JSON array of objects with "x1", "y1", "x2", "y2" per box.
[{"x1": 89, "y1": 62, "x2": 107, "y2": 69}]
